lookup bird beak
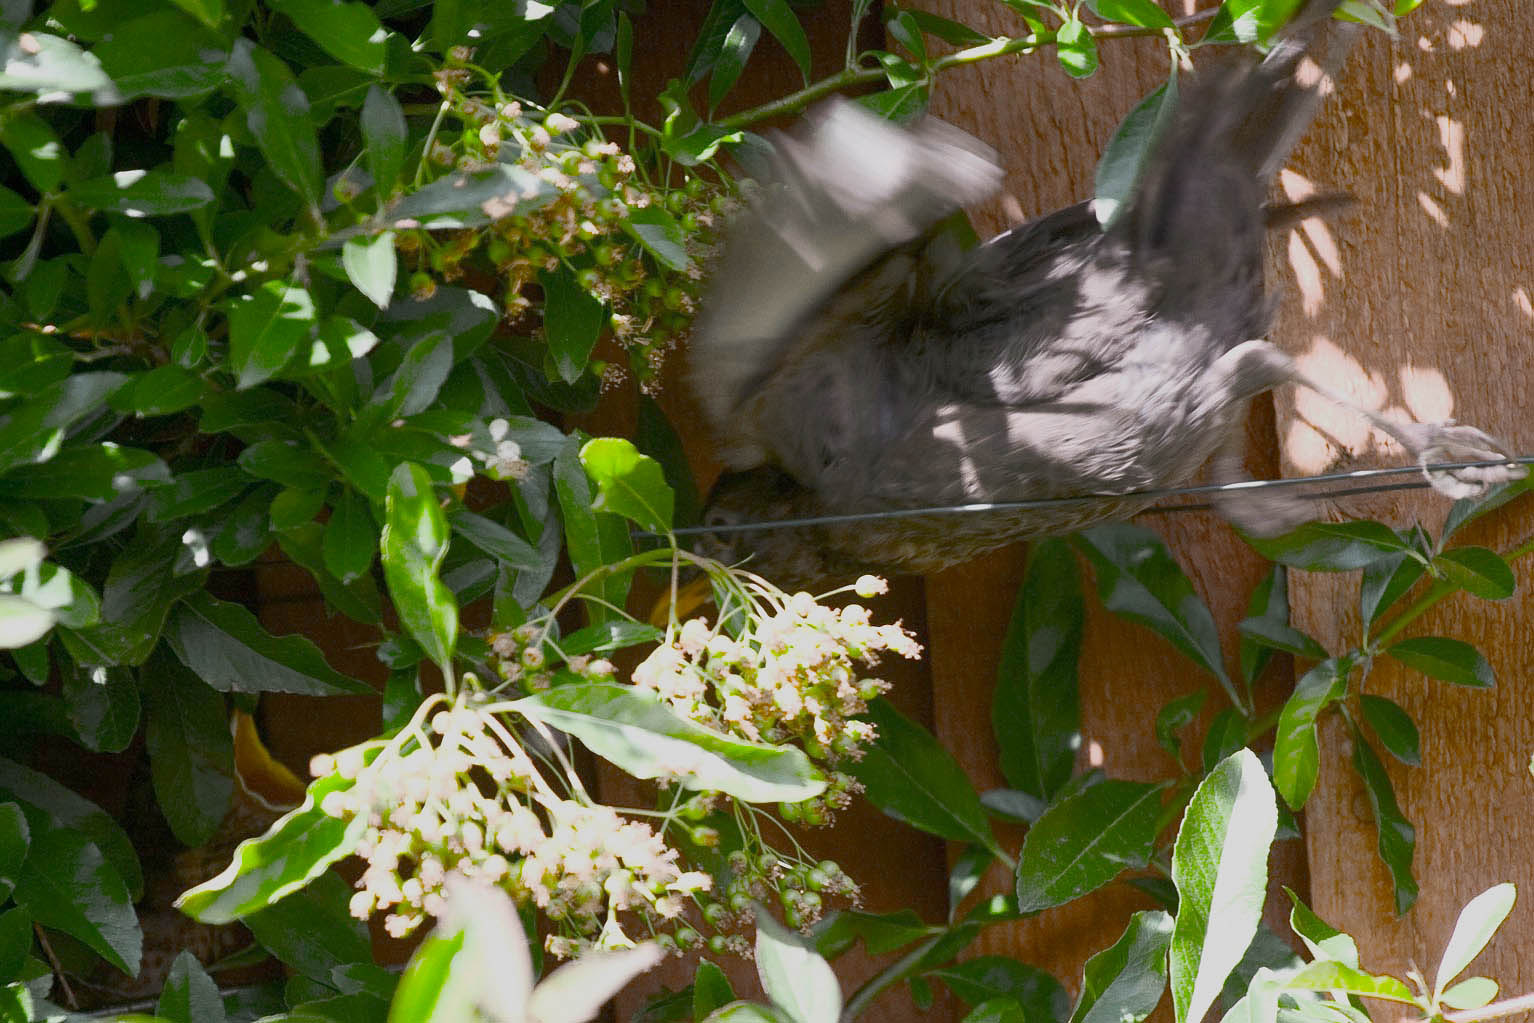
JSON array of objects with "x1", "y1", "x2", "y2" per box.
[{"x1": 649, "y1": 574, "x2": 715, "y2": 627}]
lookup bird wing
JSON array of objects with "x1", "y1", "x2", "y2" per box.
[{"x1": 689, "y1": 99, "x2": 1002, "y2": 468}]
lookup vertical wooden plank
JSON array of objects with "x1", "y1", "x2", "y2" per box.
[
  {"x1": 1280, "y1": 1, "x2": 1534, "y2": 986},
  {"x1": 914, "y1": 0, "x2": 1297, "y2": 1000}
]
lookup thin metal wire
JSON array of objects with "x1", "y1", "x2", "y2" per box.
[{"x1": 648, "y1": 455, "x2": 1534, "y2": 539}]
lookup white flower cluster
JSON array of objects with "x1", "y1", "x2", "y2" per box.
[
  {"x1": 632, "y1": 583, "x2": 920, "y2": 764},
  {"x1": 313, "y1": 700, "x2": 710, "y2": 956}
]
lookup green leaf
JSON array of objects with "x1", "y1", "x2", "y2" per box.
[
  {"x1": 849, "y1": 700, "x2": 998, "y2": 852},
  {"x1": 59, "y1": 535, "x2": 204, "y2": 667},
  {"x1": 857, "y1": 83, "x2": 929, "y2": 122},
  {"x1": 1272, "y1": 659, "x2": 1347, "y2": 809},
  {"x1": 554, "y1": 620, "x2": 663, "y2": 656},
  {"x1": 994, "y1": 538, "x2": 1081, "y2": 801},
  {"x1": 168, "y1": 0, "x2": 226, "y2": 29},
  {"x1": 1056, "y1": 18, "x2": 1098, "y2": 78},
  {"x1": 390, "y1": 163, "x2": 555, "y2": 227},
  {"x1": 387, "y1": 929, "x2": 474, "y2": 1023},
  {"x1": 143, "y1": 648, "x2": 235, "y2": 847},
  {"x1": 540, "y1": 265, "x2": 605, "y2": 384},
  {"x1": 226, "y1": 39, "x2": 324, "y2": 208},
  {"x1": 0, "y1": 803, "x2": 27, "y2": 898},
  {"x1": 112, "y1": 365, "x2": 208, "y2": 416},
  {"x1": 1074, "y1": 525, "x2": 1236, "y2": 708},
  {"x1": 13, "y1": 825, "x2": 141, "y2": 976},
  {"x1": 1441, "y1": 977, "x2": 1499, "y2": 1011},
  {"x1": 1284, "y1": 888, "x2": 1358, "y2": 966},
  {"x1": 1385, "y1": 636, "x2": 1494, "y2": 688},
  {"x1": 278, "y1": 522, "x2": 383, "y2": 624},
  {"x1": 0, "y1": 30, "x2": 116, "y2": 99},
  {"x1": 514, "y1": 684, "x2": 825, "y2": 803},
  {"x1": 449, "y1": 509, "x2": 540, "y2": 570},
  {"x1": 382, "y1": 462, "x2": 458, "y2": 673},
  {"x1": 0, "y1": 114, "x2": 64, "y2": 193},
  {"x1": 66, "y1": 170, "x2": 214, "y2": 218},
  {"x1": 1069, "y1": 910, "x2": 1173, "y2": 1023},
  {"x1": 1284, "y1": 961, "x2": 1415, "y2": 1002},
  {"x1": 1435, "y1": 882, "x2": 1516, "y2": 997},
  {"x1": 324, "y1": 491, "x2": 376, "y2": 584},
  {"x1": 362, "y1": 84, "x2": 407, "y2": 198},
  {"x1": 1434, "y1": 547, "x2": 1516, "y2": 601},
  {"x1": 244, "y1": 870, "x2": 370, "y2": 981},
  {"x1": 905, "y1": 10, "x2": 990, "y2": 46},
  {"x1": 658, "y1": 79, "x2": 745, "y2": 165},
  {"x1": 177, "y1": 763, "x2": 371, "y2": 924},
  {"x1": 226, "y1": 280, "x2": 317, "y2": 389},
  {"x1": 1087, "y1": 0, "x2": 1175, "y2": 27},
  {"x1": 1348, "y1": 723, "x2": 1417, "y2": 915},
  {"x1": 685, "y1": 0, "x2": 750, "y2": 83},
  {"x1": 1442, "y1": 476, "x2": 1532, "y2": 542},
  {"x1": 1094, "y1": 78, "x2": 1177, "y2": 226},
  {"x1": 166, "y1": 590, "x2": 373, "y2": 695},
  {"x1": 554, "y1": 440, "x2": 631, "y2": 625},
  {"x1": 928, "y1": 958, "x2": 1066, "y2": 1018},
  {"x1": 0, "y1": 442, "x2": 167, "y2": 501},
  {"x1": 1237, "y1": 617, "x2": 1324, "y2": 662},
  {"x1": 622, "y1": 206, "x2": 691, "y2": 272},
  {"x1": 1359, "y1": 552, "x2": 1425, "y2": 626},
  {"x1": 269, "y1": 0, "x2": 389, "y2": 73},
  {"x1": 91, "y1": 10, "x2": 226, "y2": 100},
  {"x1": 269, "y1": 485, "x2": 327, "y2": 531},
  {"x1": 342, "y1": 232, "x2": 398, "y2": 309},
  {"x1": 1241, "y1": 520, "x2": 1409, "y2": 572},
  {"x1": 1016, "y1": 781, "x2": 1164, "y2": 913},
  {"x1": 580, "y1": 437, "x2": 674, "y2": 533},
  {"x1": 742, "y1": 0, "x2": 812, "y2": 81},
  {"x1": 0, "y1": 371, "x2": 127, "y2": 475},
  {"x1": 157, "y1": 949, "x2": 227, "y2": 1023},
  {"x1": 61, "y1": 662, "x2": 139, "y2": 753},
  {"x1": 1359, "y1": 694, "x2": 1419, "y2": 766},
  {"x1": 707, "y1": 13, "x2": 760, "y2": 111},
  {"x1": 1155, "y1": 690, "x2": 1206, "y2": 759},
  {"x1": 1205, "y1": 0, "x2": 1305, "y2": 44},
  {"x1": 0, "y1": 906, "x2": 31, "y2": 982},
  {"x1": 1169, "y1": 749, "x2": 1277, "y2": 1023},
  {"x1": 695, "y1": 960, "x2": 737, "y2": 1021},
  {"x1": 755, "y1": 912, "x2": 840, "y2": 1023},
  {"x1": 0, "y1": 755, "x2": 142, "y2": 900}
]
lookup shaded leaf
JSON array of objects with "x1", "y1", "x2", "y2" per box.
[
  {"x1": 1386, "y1": 637, "x2": 1493, "y2": 688},
  {"x1": 1359, "y1": 694, "x2": 1419, "y2": 766},
  {"x1": 1095, "y1": 78, "x2": 1177, "y2": 226},
  {"x1": 1349, "y1": 723, "x2": 1417, "y2": 915},
  {"x1": 1435, "y1": 547, "x2": 1515, "y2": 601},
  {"x1": 1070, "y1": 910, "x2": 1174, "y2": 1023},
  {"x1": 1015, "y1": 781, "x2": 1164, "y2": 913},
  {"x1": 166, "y1": 590, "x2": 372, "y2": 695},
  {"x1": 143, "y1": 648, "x2": 235, "y2": 847},
  {"x1": 226, "y1": 39, "x2": 324, "y2": 208}
]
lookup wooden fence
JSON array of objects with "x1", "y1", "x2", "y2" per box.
[{"x1": 255, "y1": 2, "x2": 1534, "y2": 1019}]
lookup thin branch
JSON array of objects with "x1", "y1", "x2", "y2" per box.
[{"x1": 1438, "y1": 992, "x2": 1534, "y2": 1023}]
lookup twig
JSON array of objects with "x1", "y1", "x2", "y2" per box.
[
  {"x1": 33, "y1": 923, "x2": 78, "y2": 1010},
  {"x1": 1437, "y1": 992, "x2": 1534, "y2": 1023}
]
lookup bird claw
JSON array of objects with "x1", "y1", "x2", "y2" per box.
[
  {"x1": 1215, "y1": 484, "x2": 1314, "y2": 538},
  {"x1": 1398, "y1": 420, "x2": 1526, "y2": 500}
]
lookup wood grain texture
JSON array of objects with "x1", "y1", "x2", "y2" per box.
[
  {"x1": 913, "y1": 0, "x2": 1300, "y2": 1006},
  {"x1": 1275, "y1": 0, "x2": 1534, "y2": 989}
]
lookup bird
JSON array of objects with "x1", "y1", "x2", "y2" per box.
[{"x1": 686, "y1": 0, "x2": 1523, "y2": 588}]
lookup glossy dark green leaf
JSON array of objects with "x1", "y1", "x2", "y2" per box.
[
  {"x1": 91, "y1": 9, "x2": 226, "y2": 99},
  {"x1": 269, "y1": 0, "x2": 389, "y2": 73},
  {"x1": 540, "y1": 265, "x2": 605, "y2": 384},
  {"x1": 342, "y1": 231, "x2": 397, "y2": 309},
  {"x1": 685, "y1": 0, "x2": 750, "y2": 83},
  {"x1": 0, "y1": 114, "x2": 64, "y2": 194},
  {"x1": 177, "y1": 763, "x2": 370, "y2": 923},
  {"x1": 1074, "y1": 524, "x2": 1236, "y2": 707},
  {"x1": 1015, "y1": 781, "x2": 1164, "y2": 913},
  {"x1": 1094, "y1": 78, "x2": 1176, "y2": 225},
  {"x1": 143, "y1": 647, "x2": 235, "y2": 846},
  {"x1": 994, "y1": 538, "x2": 1082, "y2": 800},
  {"x1": 1169, "y1": 749, "x2": 1276, "y2": 1023},
  {"x1": 1056, "y1": 18, "x2": 1098, "y2": 77},
  {"x1": 278, "y1": 522, "x2": 382, "y2": 624},
  {"x1": 555, "y1": 620, "x2": 663, "y2": 657},
  {"x1": 226, "y1": 39, "x2": 324, "y2": 208},
  {"x1": 0, "y1": 372, "x2": 127, "y2": 475},
  {"x1": 580, "y1": 437, "x2": 674, "y2": 533},
  {"x1": 323, "y1": 491, "x2": 376, "y2": 584},
  {"x1": 245, "y1": 870, "x2": 370, "y2": 981},
  {"x1": 157, "y1": 948, "x2": 226, "y2": 1023},
  {"x1": 658, "y1": 80, "x2": 745, "y2": 166},
  {"x1": 449, "y1": 509, "x2": 540, "y2": 571},
  {"x1": 1386, "y1": 637, "x2": 1493, "y2": 688},
  {"x1": 1155, "y1": 689, "x2": 1206, "y2": 759},
  {"x1": 695, "y1": 960, "x2": 737, "y2": 1021},
  {"x1": 1205, "y1": 0, "x2": 1305, "y2": 44},
  {"x1": 742, "y1": 0, "x2": 811, "y2": 81},
  {"x1": 67, "y1": 170, "x2": 214, "y2": 217},
  {"x1": 0, "y1": 442, "x2": 167, "y2": 501},
  {"x1": 376, "y1": 332, "x2": 454, "y2": 420},
  {"x1": 849, "y1": 700, "x2": 999, "y2": 853},
  {"x1": 13, "y1": 825, "x2": 141, "y2": 976},
  {"x1": 0, "y1": 906, "x2": 31, "y2": 983},
  {"x1": 61, "y1": 661, "x2": 139, "y2": 753},
  {"x1": 60, "y1": 536, "x2": 204, "y2": 667},
  {"x1": 1348, "y1": 723, "x2": 1417, "y2": 915},
  {"x1": 707, "y1": 13, "x2": 760, "y2": 110},
  {"x1": 167, "y1": 0, "x2": 225, "y2": 29},
  {"x1": 0, "y1": 186, "x2": 32, "y2": 239},
  {"x1": 857, "y1": 83, "x2": 930, "y2": 122},
  {"x1": 237, "y1": 439, "x2": 332, "y2": 491},
  {"x1": 1242, "y1": 520, "x2": 1409, "y2": 572},
  {"x1": 636, "y1": 396, "x2": 701, "y2": 527},
  {"x1": 0, "y1": 803, "x2": 27, "y2": 900},
  {"x1": 1359, "y1": 694, "x2": 1419, "y2": 767},
  {"x1": 0, "y1": 755, "x2": 142, "y2": 899},
  {"x1": 212, "y1": 485, "x2": 277, "y2": 566},
  {"x1": 928, "y1": 957, "x2": 1067, "y2": 1019},
  {"x1": 269, "y1": 485, "x2": 327, "y2": 531},
  {"x1": 1441, "y1": 476, "x2": 1533, "y2": 542},
  {"x1": 226, "y1": 280, "x2": 317, "y2": 389},
  {"x1": 620, "y1": 207, "x2": 689, "y2": 274},
  {"x1": 554, "y1": 441, "x2": 631, "y2": 625},
  {"x1": 1069, "y1": 910, "x2": 1173, "y2": 1023},
  {"x1": 1235, "y1": 616, "x2": 1326, "y2": 660},
  {"x1": 905, "y1": 9, "x2": 990, "y2": 45},
  {"x1": 304, "y1": 315, "x2": 379, "y2": 375},
  {"x1": 515, "y1": 684, "x2": 824, "y2": 803},
  {"x1": 166, "y1": 590, "x2": 372, "y2": 695},
  {"x1": 1200, "y1": 709, "x2": 1248, "y2": 773},
  {"x1": 1359, "y1": 552, "x2": 1425, "y2": 626},
  {"x1": 1435, "y1": 547, "x2": 1516, "y2": 601},
  {"x1": 362, "y1": 84, "x2": 407, "y2": 198},
  {"x1": 111, "y1": 365, "x2": 207, "y2": 417},
  {"x1": 1272, "y1": 658, "x2": 1346, "y2": 809},
  {"x1": 382, "y1": 462, "x2": 457, "y2": 673},
  {"x1": 389, "y1": 163, "x2": 554, "y2": 226}
]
